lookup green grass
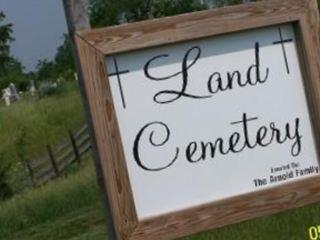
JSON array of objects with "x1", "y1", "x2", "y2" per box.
[
  {"x1": 1, "y1": 159, "x2": 320, "y2": 240},
  {"x1": 0, "y1": 160, "x2": 102, "y2": 239},
  {"x1": 0, "y1": 81, "x2": 85, "y2": 192},
  {"x1": 0, "y1": 81, "x2": 84, "y2": 164},
  {"x1": 0, "y1": 82, "x2": 319, "y2": 240},
  {"x1": 5, "y1": 205, "x2": 107, "y2": 240}
]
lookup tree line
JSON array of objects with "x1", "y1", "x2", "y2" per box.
[
  {"x1": 0, "y1": 15, "x2": 75, "y2": 92},
  {"x1": 1, "y1": 0, "x2": 320, "y2": 94}
]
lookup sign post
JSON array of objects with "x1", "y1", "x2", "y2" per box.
[
  {"x1": 64, "y1": 0, "x2": 320, "y2": 239},
  {"x1": 62, "y1": 0, "x2": 118, "y2": 239}
]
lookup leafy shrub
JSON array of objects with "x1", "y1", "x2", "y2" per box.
[{"x1": 0, "y1": 154, "x2": 13, "y2": 200}]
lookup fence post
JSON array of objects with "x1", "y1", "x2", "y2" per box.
[
  {"x1": 69, "y1": 129, "x2": 81, "y2": 164},
  {"x1": 20, "y1": 157, "x2": 35, "y2": 186},
  {"x1": 47, "y1": 145, "x2": 59, "y2": 176}
]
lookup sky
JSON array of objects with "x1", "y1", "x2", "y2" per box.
[{"x1": 0, "y1": 0, "x2": 68, "y2": 72}]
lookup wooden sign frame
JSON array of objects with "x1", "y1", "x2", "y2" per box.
[{"x1": 74, "y1": 0, "x2": 320, "y2": 239}]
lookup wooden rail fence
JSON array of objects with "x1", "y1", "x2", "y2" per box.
[{"x1": 21, "y1": 125, "x2": 91, "y2": 186}]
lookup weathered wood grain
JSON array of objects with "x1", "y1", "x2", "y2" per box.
[
  {"x1": 74, "y1": 0, "x2": 320, "y2": 239},
  {"x1": 64, "y1": 0, "x2": 89, "y2": 32},
  {"x1": 77, "y1": 0, "x2": 307, "y2": 55},
  {"x1": 63, "y1": 0, "x2": 119, "y2": 239},
  {"x1": 78, "y1": 141, "x2": 91, "y2": 155},
  {"x1": 56, "y1": 148, "x2": 75, "y2": 165},
  {"x1": 296, "y1": 0, "x2": 320, "y2": 160},
  {"x1": 28, "y1": 125, "x2": 91, "y2": 185},
  {"x1": 74, "y1": 124, "x2": 88, "y2": 138},
  {"x1": 53, "y1": 140, "x2": 70, "y2": 155},
  {"x1": 132, "y1": 175, "x2": 320, "y2": 240},
  {"x1": 75, "y1": 36, "x2": 138, "y2": 240}
]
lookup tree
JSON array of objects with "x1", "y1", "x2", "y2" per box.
[
  {"x1": 0, "y1": 12, "x2": 27, "y2": 92},
  {"x1": 0, "y1": 13, "x2": 15, "y2": 200},
  {"x1": 36, "y1": 59, "x2": 56, "y2": 81},
  {"x1": 209, "y1": 0, "x2": 241, "y2": 7},
  {"x1": 152, "y1": 0, "x2": 207, "y2": 18},
  {"x1": 0, "y1": 58, "x2": 27, "y2": 91},
  {"x1": 35, "y1": 34, "x2": 75, "y2": 83},
  {"x1": 0, "y1": 160, "x2": 12, "y2": 200},
  {"x1": 89, "y1": 0, "x2": 155, "y2": 27},
  {"x1": 54, "y1": 34, "x2": 75, "y2": 80},
  {"x1": 0, "y1": 11, "x2": 13, "y2": 74},
  {"x1": 89, "y1": 0, "x2": 121, "y2": 27},
  {"x1": 89, "y1": 0, "x2": 208, "y2": 28}
]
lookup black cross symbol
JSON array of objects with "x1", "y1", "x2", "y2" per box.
[
  {"x1": 273, "y1": 27, "x2": 293, "y2": 74},
  {"x1": 108, "y1": 57, "x2": 130, "y2": 109}
]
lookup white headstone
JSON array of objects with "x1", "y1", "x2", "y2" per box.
[
  {"x1": 29, "y1": 80, "x2": 36, "y2": 96},
  {"x1": 9, "y1": 83, "x2": 19, "y2": 101},
  {"x1": 2, "y1": 88, "x2": 11, "y2": 106},
  {"x1": 74, "y1": 72, "x2": 79, "y2": 81}
]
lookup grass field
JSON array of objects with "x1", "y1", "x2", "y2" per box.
[
  {"x1": 0, "y1": 160, "x2": 104, "y2": 239},
  {"x1": 0, "y1": 81, "x2": 85, "y2": 193},
  {"x1": 1, "y1": 159, "x2": 320, "y2": 240},
  {"x1": 0, "y1": 82, "x2": 84, "y2": 164},
  {"x1": 1, "y1": 81, "x2": 319, "y2": 240}
]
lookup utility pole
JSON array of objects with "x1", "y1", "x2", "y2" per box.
[{"x1": 61, "y1": 0, "x2": 117, "y2": 239}]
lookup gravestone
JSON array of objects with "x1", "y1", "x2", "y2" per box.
[
  {"x1": 2, "y1": 83, "x2": 19, "y2": 106},
  {"x1": 29, "y1": 80, "x2": 36, "y2": 96},
  {"x1": 2, "y1": 88, "x2": 11, "y2": 106},
  {"x1": 74, "y1": 72, "x2": 78, "y2": 81},
  {"x1": 9, "y1": 83, "x2": 19, "y2": 102}
]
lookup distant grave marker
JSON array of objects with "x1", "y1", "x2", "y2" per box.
[{"x1": 2, "y1": 83, "x2": 20, "y2": 106}]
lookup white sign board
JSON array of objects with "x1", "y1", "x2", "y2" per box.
[{"x1": 106, "y1": 23, "x2": 319, "y2": 220}]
